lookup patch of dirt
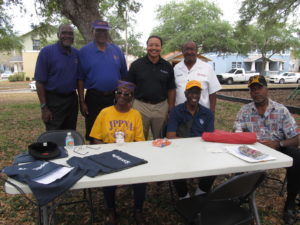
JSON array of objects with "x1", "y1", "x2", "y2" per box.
[{"x1": 220, "y1": 89, "x2": 300, "y2": 107}]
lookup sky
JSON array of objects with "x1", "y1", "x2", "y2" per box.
[{"x1": 12, "y1": 0, "x2": 241, "y2": 44}]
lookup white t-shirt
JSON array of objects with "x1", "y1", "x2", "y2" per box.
[{"x1": 174, "y1": 59, "x2": 221, "y2": 109}]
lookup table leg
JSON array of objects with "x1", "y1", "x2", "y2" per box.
[{"x1": 41, "y1": 205, "x2": 49, "y2": 225}]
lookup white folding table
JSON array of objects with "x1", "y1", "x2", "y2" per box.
[{"x1": 4, "y1": 137, "x2": 293, "y2": 224}]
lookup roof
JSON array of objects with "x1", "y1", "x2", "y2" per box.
[
  {"x1": 244, "y1": 56, "x2": 285, "y2": 63},
  {"x1": 162, "y1": 51, "x2": 211, "y2": 63}
]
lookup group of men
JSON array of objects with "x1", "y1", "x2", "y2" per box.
[{"x1": 34, "y1": 20, "x2": 299, "y2": 225}]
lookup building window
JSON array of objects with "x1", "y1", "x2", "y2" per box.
[
  {"x1": 232, "y1": 62, "x2": 242, "y2": 68},
  {"x1": 32, "y1": 39, "x2": 41, "y2": 50}
]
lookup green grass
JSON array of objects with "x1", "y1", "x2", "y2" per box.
[{"x1": 0, "y1": 97, "x2": 298, "y2": 225}]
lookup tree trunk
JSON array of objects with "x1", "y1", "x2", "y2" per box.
[
  {"x1": 261, "y1": 55, "x2": 266, "y2": 76},
  {"x1": 58, "y1": 0, "x2": 102, "y2": 43}
]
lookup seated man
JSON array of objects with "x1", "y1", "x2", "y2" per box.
[
  {"x1": 90, "y1": 80, "x2": 146, "y2": 225},
  {"x1": 233, "y1": 75, "x2": 300, "y2": 225},
  {"x1": 166, "y1": 80, "x2": 215, "y2": 199}
]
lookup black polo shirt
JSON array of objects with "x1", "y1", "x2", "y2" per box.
[{"x1": 127, "y1": 56, "x2": 176, "y2": 103}]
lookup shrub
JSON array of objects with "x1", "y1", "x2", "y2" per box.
[
  {"x1": 8, "y1": 72, "x2": 25, "y2": 82},
  {"x1": 25, "y1": 77, "x2": 30, "y2": 81}
]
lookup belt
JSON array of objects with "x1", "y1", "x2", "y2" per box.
[
  {"x1": 136, "y1": 98, "x2": 164, "y2": 105},
  {"x1": 88, "y1": 89, "x2": 115, "y2": 96},
  {"x1": 46, "y1": 90, "x2": 76, "y2": 97}
]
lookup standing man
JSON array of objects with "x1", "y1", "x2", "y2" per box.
[
  {"x1": 167, "y1": 80, "x2": 215, "y2": 199},
  {"x1": 78, "y1": 20, "x2": 127, "y2": 141},
  {"x1": 127, "y1": 35, "x2": 176, "y2": 140},
  {"x1": 234, "y1": 75, "x2": 300, "y2": 225},
  {"x1": 35, "y1": 24, "x2": 79, "y2": 130},
  {"x1": 174, "y1": 41, "x2": 221, "y2": 113}
]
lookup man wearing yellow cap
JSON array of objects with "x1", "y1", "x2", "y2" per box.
[
  {"x1": 166, "y1": 80, "x2": 215, "y2": 199},
  {"x1": 234, "y1": 75, "x2": 300, "y2": 224}
]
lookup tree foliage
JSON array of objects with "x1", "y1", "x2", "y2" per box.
[
  {"x1": 234, "y1": 20, "x2": 300, "y2": 74},
  {"x1": 35, "y1": 0, "x2": 141, "y2": 43},
  {"x1": 0, "y1": 1, "x2": 23, "y2": 51},
  {"x1": 151, "y1": 0, "x2": 238, "y2": 54},
  {"x1": 29, "y1": 0, "x2": 143, "y2": 56},
  {"x1": 239, "y1": 0, "x2": 300, "y2": 26},
  {"x1": 1, "y1": 0, "x2": 144, "y2": 56},
  {"x1": 236, "y1": 21, "x2": 300, "y2": 55}
]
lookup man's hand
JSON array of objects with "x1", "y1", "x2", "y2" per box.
[
  {"x1": 258, "y1": 140, "x2": 280, "y2": 150},
  {"x1": 41, "y1": 107, "x2": 53, "y2": 123},
  {"x1": 79, "y1": 102, "x2": 89, "y2": 117}
]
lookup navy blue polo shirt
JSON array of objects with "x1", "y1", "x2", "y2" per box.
[
  {"x1": 167, "y1": 103, "x2": 214, "y2": 137},
  {"x1": 127, "y1": 56, "x2": 176, "y2": 103},
  {"x1": 34, "y1": 42, "x2": 79, "y2": 94},
  {"x1": 78, "y1": 42, "x2": 127, "y2": 91}
]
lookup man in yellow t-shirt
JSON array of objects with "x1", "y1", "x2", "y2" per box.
[{"x1": 89, "y1": 80, "x2": 146, "y2": 225}]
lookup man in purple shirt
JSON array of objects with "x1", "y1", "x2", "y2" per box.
[
  {"x1": 78, "y1": 20, "x2": 127, "y2": 141},
  {"x1": 34, "y1": 24, "x2": 79, "y2": 130}
]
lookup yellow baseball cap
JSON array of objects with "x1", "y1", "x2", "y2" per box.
[
  {"x1": 185, "y1": 80, "x2": 202, "y2": 90},
  {"x1": 248, "y1": 75, "x2": 267, "y2": 87}
]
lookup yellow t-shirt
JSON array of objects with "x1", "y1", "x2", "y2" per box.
[{"x1": 90, "y1": 106, "x2": 145, "y2": 143}]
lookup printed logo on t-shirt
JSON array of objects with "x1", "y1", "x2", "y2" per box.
[
  {"x1": 18, "y1": 162, "x2": 49, "y2": 171},
  {"x1": 197, "y1": 73, "x2": 206, "y2": 77},
  {"x1": 113, "y1": 55, "x2": 119, "y2": 61},
  {"x1": 160, "y1": 69, "x2": 168, "y2": 74},
  {"x1": 109, "y1": 120, "x2": 133, "y2": 131},
  {"x1": 112, "y1": 154, "x2": 131, "y2": 164},
  {"x1": 32, "y1": 162, "x2": 49, "y2": 170}
]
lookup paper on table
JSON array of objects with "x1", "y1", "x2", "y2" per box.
[
  {"x1": 226, "y1": 145, "x2": 276, "y2": 163},
  {"x1": 32, "y1": 167, "x2": 73, "y2": 184}
]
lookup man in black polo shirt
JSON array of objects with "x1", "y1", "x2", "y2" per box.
[{"x1": 127, "y1": 35, "x2": 176, "y2": 139}]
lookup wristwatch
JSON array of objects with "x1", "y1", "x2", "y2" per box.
[
  {"x1": 40, "y1": 103, "x2": 47, "y2": 109},
  {"x1": 279, "y1": 141, "x2": 284, "y2": 147}
]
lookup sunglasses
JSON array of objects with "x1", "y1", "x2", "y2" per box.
[{"x1": 115, "y1": 91, "x2": 132, "y2": 97}]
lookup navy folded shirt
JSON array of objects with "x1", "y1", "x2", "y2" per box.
[
  {"x1": 3, "y1": 160, "x2": 85, "y2": 206},
  {"x1": 67, "y1": 149, "x2": 148, "y2": 177}
]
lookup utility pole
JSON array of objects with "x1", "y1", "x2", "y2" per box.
[{"x1": 125, "y1": 9, "x2": 128, "y2": 62}]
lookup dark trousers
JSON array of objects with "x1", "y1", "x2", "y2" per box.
[
  {"x1": 173, "y1": 176, "x2": 216, "y2": 198},
  {"x1": 85, "y1": 89, "x2": 114, "y2": 140},
  {"x1": 281, "y1": 146, "x2": 300, "y2": 209},
  {"x1": 103, "y1": 183, "x2": 147, "y2": 210},
  {"x1": 45, "y1": 91, "x2": 78, "y2": 130}
]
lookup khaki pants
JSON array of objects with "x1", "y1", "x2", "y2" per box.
[{"x1": 133, "y1": 99, "x2": 168, "y2": 140}]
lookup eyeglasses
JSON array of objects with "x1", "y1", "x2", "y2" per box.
[{"x1": 115, "y1": 91, "x2": 132, "y2": 97}]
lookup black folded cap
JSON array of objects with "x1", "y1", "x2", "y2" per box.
[{"x1": 28, "y1": 142, "x2": 60, "y2": 160}]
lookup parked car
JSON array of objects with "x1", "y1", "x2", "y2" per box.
[
  {"x1": 29, "y1": 81, "x2": 36, "y2": 91},
  {"x1": 266, "y1": 72, "x2": 300, "y2": 84},
  {"x1": 1, "y1": 70, "x2": 13, "y2": 79},
  {"x1": 217, "y1": 68, "x2": 260, "y2": 85}
]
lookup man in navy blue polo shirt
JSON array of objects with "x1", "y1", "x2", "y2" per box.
[
  {"x1": 34, "y1": 24, "x2": 79, "y2": 130},
  {"x1": 78, "y1": 20, "x2": 127, "y2": 141},
  {"x1": 167, "y1": 80, "x2": 215, "y2": 200}
]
